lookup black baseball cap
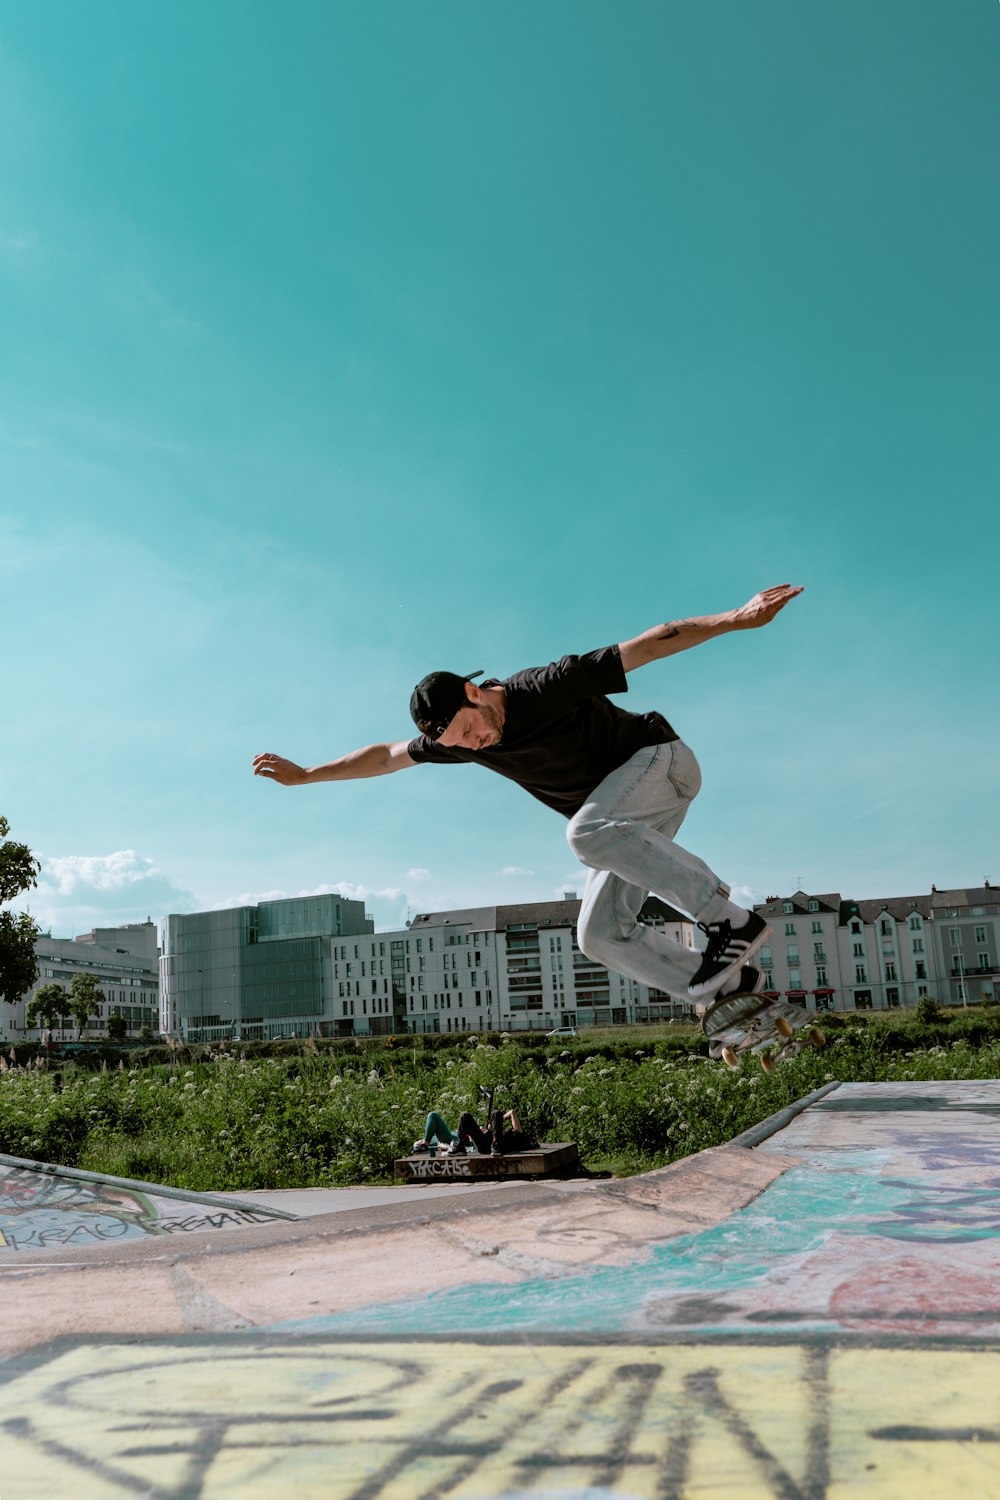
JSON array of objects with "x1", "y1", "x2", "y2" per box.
[{"x1": 410, "y1": 669, "x2": 484, "y2": 740}]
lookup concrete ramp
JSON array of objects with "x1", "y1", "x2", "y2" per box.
[
  {"x1": 1, "y1": 1080, "x2": 999, "y2": 1498},
  {"x1": 0, "y1": 1153, "x2": 300, "y2": 1253}
]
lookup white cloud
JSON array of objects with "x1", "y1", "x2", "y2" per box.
[
  {"x1": 219, "y1": 881, "x2": 413, "y2": 933},
  {"x1": 728, "y1": 884, "x2": 758, "y2": 909},
  {"x1": 406, "y1": 868, "x2": 432, "y2": 882},
  {"x1": 20, "y1": 851, "x2": 197, "y2": 936},
  {"x1": 498, "y1": 866, "x2": 535, "y2": 878},
  {"x1": 39, "y1": 851, "x2": 157, "y2": 895},
  {"x1": 219, "y1": 888, "x2": 290, "y2": 908}
]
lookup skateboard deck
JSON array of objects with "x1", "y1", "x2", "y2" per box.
[{"x1": 701, "y1": 990, "x2": 827, "y2": 1071}]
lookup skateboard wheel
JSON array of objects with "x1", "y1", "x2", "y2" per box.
[
  {"x1": 775, "y1": 1016, "x2": 794, "y2": 1039},
  {"x1": 810, "y1": 1028, "x2": 827, "y2": 1048},
  {"x1": 721, "y1": 1045, "x2": 739, "y2": 1068},
  {"x1": 760, "y1": 1053, "x2": 776, "y2": 1073}
]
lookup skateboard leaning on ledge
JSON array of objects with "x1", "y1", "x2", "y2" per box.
[
  {"x1": 701, "y1": 990, "x2": 827, "y2": 1072},
  {"x1": 395, "y1": 1141, "x2": 579, "y2": 1183}
]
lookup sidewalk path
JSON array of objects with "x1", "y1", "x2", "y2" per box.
[{"x1": 1, "y1": 1079, "x2": 998, "y2": 1498}]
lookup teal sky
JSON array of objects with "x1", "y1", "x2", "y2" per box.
[{"x1": 2, "y1": 1, "x2": 997, "y2": 936}]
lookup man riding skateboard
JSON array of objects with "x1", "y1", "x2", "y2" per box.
[{"x1": 253, "y1": 584, "x2": 802, "y2": 1018}]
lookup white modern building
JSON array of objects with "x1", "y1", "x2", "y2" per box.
[
  {"x1": 159, "y1": 891, "x2": 699, "y2": 1041},
  {"x1": 4, "y1": 921, "x2": 161, "y2": 1040},
  {"x1": 336, "y1": 895, "x2": 699, "y2": 1037}
]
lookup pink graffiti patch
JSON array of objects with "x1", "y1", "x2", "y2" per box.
[{"x1": 831, "y1": 1255, "x2": 1000, "y2": 1338}]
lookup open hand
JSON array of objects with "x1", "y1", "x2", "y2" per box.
[
  {"x1": 252, "y1": 752, "x2": 309, "y2": 786},
  {"x1": 731, "y1": 584, "x2": 803, "y2": 629}
]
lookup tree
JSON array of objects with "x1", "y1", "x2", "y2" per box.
[
  {"x1": 915, "y1": 995, "x2": 941, "y2": 1025},
  {"x1": 26, "y1": 982, "x2": 67, "y2": 1033},
  {"x1": 0, "y1": 816, "x2": 41, "y2": 1006},
  {"x1": 67, "y1": 972, "x2": 105, "y2": 1039},
  {"x1": 107, "y1": 1013, "x2": 128, "y2": 1042}
]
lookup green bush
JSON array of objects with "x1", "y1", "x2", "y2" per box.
[
  {"x1": 915, "y1": 995, "x2": 942, "y2": 1025},
  {"x1": 2, "y1": 1014, "x2": 997, "y2": 1191}
]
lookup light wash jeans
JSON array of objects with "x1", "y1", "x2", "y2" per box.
[{"x1": 566, "y1": 741, "x2": 731, "y2": 1001}]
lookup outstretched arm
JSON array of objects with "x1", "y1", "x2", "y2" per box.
[
  {"x1": 252, "y1": 740, "x2": 416, "y2": 787},
  {"x1": 617, "y1": 584, "x2": 803, "y2": 673}
]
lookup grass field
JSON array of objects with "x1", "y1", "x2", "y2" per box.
[{"x1": 1, "y1": 1005, "x2": 997, "y2": 1190}]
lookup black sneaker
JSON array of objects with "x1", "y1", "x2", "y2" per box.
[
  {"x1": 447, "y1": 1140, "x2": 466, "y2": 1156},
  {"x1": 411, "y1": 1138, "x2": 429, "y2": 1154},
  {"x1": 688, "y1": 913, "x2": 772, "y2": 999},
  {"x1": 719, "y1": 963, "x2": 765, "y2": 999}
]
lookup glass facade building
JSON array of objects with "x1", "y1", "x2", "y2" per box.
[{"x1": 160, "y1": 894, "x2": 373, "y2": 1042}]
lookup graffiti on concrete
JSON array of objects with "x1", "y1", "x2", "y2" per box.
[
  {"x1": 404, "y1": 1157, "x2": 473, "y2": 1180},
  {"x1": 0, "y1": 1164, "x2": 284, "y2": 1252},
  {"x1": 280, "y1": 1084, "x2": 1000, "y2": 1341},
  {"x1": 2, "y1": 1335, "x2": 998, "y2": 1499}
]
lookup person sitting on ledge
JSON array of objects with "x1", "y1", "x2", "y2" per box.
[{"x1": 412, "y1": 1106, "x2": 533, "y2": 1158}]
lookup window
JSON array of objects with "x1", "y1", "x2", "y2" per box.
[
  {"x1": 916, "y1": 961, "x2": 926, "y2": 980},
  {"x1": 784, "y1": 923, "x2": 796, "y2": 936},
  {"x1": 853, "y1": 943, "x2": 864, "y2": 957},
  {"x1": 816, "y1": 966, "x2": 828, "y2": 986},
  {"x1": 782, "y1": 902, "x2": 794, "y2": 914},
  {"x1": 850, "y1": 920, "x2": 862, "y2": 935},
  {"x1": 909, "y1": 915, "x2": 921, "y2": 931},
  {"x1": 788, "y1": 968, "x2": 801, "y2": 987},
  {"x1": 885, "y1": 963, "x2": 897, "y2": 981},
  {"x1": 979, "y1": 954, "x2": 991, "y2": 972},
  {"x1": 887, "y1": 988, "x2": 900, "y2": 1008},
  {"x1": 759, "y1": 946, "x2": 773, "y2": 966},
  {"x1": 950, "y1": 928, "x2": 962, "y2": 947},
  {"x1": 786, "y1": 947, "x2": 799, "y2": 964},
  {"x1": 912, "y1": 938, "x2": 924, "y2": 953},
  {"x1": 880, "y1": 919, "x2": 892, "y2": 937},
  {"x1": 808, "y1": 900, "x2": 819, "y2": 913},
  {"x1": 813, "y1": 944, "x2": 826, "y2": 961},
  {"x1": 855, "y1": 966, "x2": 867, "y2": 983},
  {"x1": 975, "y1": 926, "x2": 987, "y2": 944},
  {"x1": 811, "y1": 921, "x2": 823, "y2": 934}
]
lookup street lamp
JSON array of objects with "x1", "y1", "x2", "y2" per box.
[{"x1": 956, "y1": 952, "x2": 968, "y2": 1008}]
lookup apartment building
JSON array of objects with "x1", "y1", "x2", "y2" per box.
[
  {"x1": 333, "y1": 895, "x2": 698, "y2": 1037},
  {"x1": 753, "y1": 883, "x2": 999, "y2": 1012},
  {"x1": 4, "y1": 921, "x2": 160, "y2": 1040},
  {"x1": 930, "y1": 885, "x2": 1000, "y2": 1006},
  {"x1": 157, "y1": 878, "x2": 999, "y2": 1041},
  {"x1": 159, "y1": 891, "x2": 697, "y2": 1041}
]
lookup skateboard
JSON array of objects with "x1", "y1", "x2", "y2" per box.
[{"x1": 701, "y1": 990, "x2": 827, "y2": 1072}]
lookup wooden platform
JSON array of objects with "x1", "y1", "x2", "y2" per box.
[{"x1": 394, "y1": 1142, "x2": 579, "y2": 1183}]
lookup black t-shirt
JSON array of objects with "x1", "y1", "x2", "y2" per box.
[{"x1": 406, "y1": 644, "x2": 677, "y2": 817}]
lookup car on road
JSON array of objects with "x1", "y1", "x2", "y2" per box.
[{"x1": 546, "y1": 1026, "x2": 577, "y2": 1037}]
